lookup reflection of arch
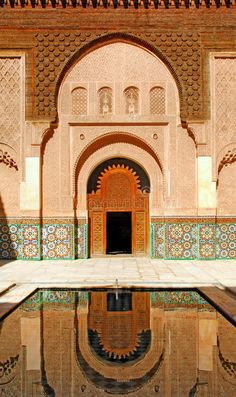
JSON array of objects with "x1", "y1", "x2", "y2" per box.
[
  {"x1": 55, "y1": 33, "x2": 183, "y2": 115},
  {"x1": 73, "y1": 132, "x2": 163, "y2": 200},
  {"x1": 74, "y1": 292, "x2": 164, "y2": 394}
]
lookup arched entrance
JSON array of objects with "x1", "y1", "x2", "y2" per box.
[{"x1": 87, "y1": 158, "x2": 150, "y2": 256}]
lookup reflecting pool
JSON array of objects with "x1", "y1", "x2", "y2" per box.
[{"x1": 1, "y1": 289, "x2": 236, "y2": 396}]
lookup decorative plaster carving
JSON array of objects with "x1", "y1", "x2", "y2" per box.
[
  {"x1": 0, "y1": 57, "x2": 22, "y2": 151},
  {"x1": 35, "y1": 32, "x2": 201, "y2": 120},
  {"x1": 214, "y1": 57, "x2": 236, "y2": 152},
  {"x1": 0, "y1": 149, "x2": 18, "y2": 170},
  {"x1": 75, "y1": 143, "x2": 162, "y2": 215},
  {"x1": 217, "y1": 144, "x2": 236, "y2": 176}
]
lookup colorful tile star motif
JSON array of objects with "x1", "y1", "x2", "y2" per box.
[
  {"x1": 151, "y1": 223, "x2": 165, "y2": 258},
  {"x1": 21, "y1": 225, "x2": 40, "y2": 260},
  {"x1": 75, "y1": 222, "x2": 88, "y2": 259},
  {"x1": 0, "y1": 223, "x2": 21, "y2": 259},
  {"x1": 198, "y1": 224, "x2": 215, "y2": 259},
  {"x1": 167, "y1": 223, "x2": 198, "y2": 259},
  {"x1": 216, "y1": 223, "x2": 236, "y2": 259},
  {"x1": 42, "y1": 224, "x2": 74, "y2": 259}
]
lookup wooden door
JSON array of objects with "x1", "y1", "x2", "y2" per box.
[{"x1": 88, "y1": 164, "x2": 149, "y2": 256}]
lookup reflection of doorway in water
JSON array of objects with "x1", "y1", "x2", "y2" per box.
[{"x1": 106, "y1": 212, "x2": 132, "y2": 254}]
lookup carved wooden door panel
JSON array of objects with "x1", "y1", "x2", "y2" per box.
[{"x1": 88, "y1": 164, "x2": 149, "y2": 256}]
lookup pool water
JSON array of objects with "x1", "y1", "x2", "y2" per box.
[{"x1": 1, "y1": 289, "x2": 236, "y2": 396}]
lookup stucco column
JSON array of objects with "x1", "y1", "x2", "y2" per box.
[{"x1": 197, "y1": 156, "x2": 216, "y2": 215}]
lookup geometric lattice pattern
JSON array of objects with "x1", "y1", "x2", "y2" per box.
[
  {"x1": 0, "y1": 223, "x2": 21, "y2": 259},
  {"x1": 0, "y1": 58, "x2": 22, "y2": 150},
  {"x1": 167, "y1": 223, "x2": 198, "y2": 259},
  {"x1": 0, "y1": 219, "x2": 235, "y2": 260},
  {"x1": 21, "y1": 225, "x2": 40, "y2": 260},
  {"x1": 71, "y1": 87, "x2": 87, "y2": 115},
  {"x1": 0, "y1": 223, "x2": 40, "y2": 260},
  {"x1": 42, "y1": 224, "x2": 74, "y2": 259},
  {"x1": 150, "y1": 86, "x2": 165, "y2": 114},
  {"x1": 214, "y1": 58, "x2": 236, "y2": 151},
  {"x1": 151, "y1": 220, "x2": 236, "y2": 260},
  {"x1": 199, "y1": 224, "x2": 215, "y2": 259},
  {"x1": 216, "y1": 223, "x2": 236, "y2": 259}
]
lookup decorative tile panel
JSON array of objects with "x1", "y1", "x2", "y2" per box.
[
  {"x1": 198, "y1": 223, "x2": 216, "y2": 259},
  {"x1": 75, "y1": 221, "x2": 88, "y2": 259},
  {"x1": 166, "y1": 223, "x2": 198, "y2": 259},
  {"x1": 151, "y1": 223, "x2": 165, "y2": 259},
  {"x1": 0, "y1": 223, "x2": 21, "y2": 259},
  {"x1": 42, "y1": 224, "x2": 74, "y2": 259},
  {"x1": 21, "y1": 225, "x2": 40, "y2": 260},
  {"x1": 216, "y1": 223, "x2": 236, "y2": 259}
]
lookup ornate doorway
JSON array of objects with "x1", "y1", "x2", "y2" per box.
[{"x1": 87, "y1": 158, "x2": 150, "y2": 256}]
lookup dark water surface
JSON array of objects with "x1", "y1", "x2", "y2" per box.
[{"x1": 1, "y1": 289, "x2": 236, "y2": 396}]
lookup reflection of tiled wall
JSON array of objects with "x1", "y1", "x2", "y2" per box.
[{"x1": 151, "y1": 218, "x2": 236, "y2": 260}]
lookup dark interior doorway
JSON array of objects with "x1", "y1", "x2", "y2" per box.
[{"x1": 106, "y1": 212, "x2": 132, "y2": 254}]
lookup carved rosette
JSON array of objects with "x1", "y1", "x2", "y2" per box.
[{"x1": 34, "y1": 32, "x2": 201, "y2": 120}]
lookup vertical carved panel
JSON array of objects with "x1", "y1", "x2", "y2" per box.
[
  {"x1": 71, "y1": 87, "x2": 87, "y2": 115},
  {"x1": 124, "y1": 87, "x2": 139, "y2": 115},
  {"x1": 91, "y1": 211, "x2": 104, "y2": 255},
  {"x1": 98, "y1": 87, "x2": 112, "y2": 115},
  {"x1": 135, "y1": 211, "x2": 146, "y2": 254},
  {"x1": 150, "y1": 86, "x2": 165, "y2": 115},
  {"x1": 0, "y1": 57, "x2": 22, "y2": 151},
  {"x1": 214, "y1": 57, "x2": 236, "y2": 151}
]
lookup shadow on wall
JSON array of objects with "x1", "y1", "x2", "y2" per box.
[{"x1": 0, "y1": 194, "x2": 16, "y2": 264}]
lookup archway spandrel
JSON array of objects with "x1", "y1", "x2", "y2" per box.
[{"x1": 34, "y1": 32, "x2": 202, "y2": 121}]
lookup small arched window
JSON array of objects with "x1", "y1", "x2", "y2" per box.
[
  {"x1": 150, "y1": 86, "x2": 165, "y2": 115},
  {"x1": 98, "y1": 87, "x2": 112, "y2": 115},
  {"x1": 71, "y1": 87, "x2": 87, "y2": 115},
  {"x1": 124, "y1": 87, "x2": 139, "y2": 115}
]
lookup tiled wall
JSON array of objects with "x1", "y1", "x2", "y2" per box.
[
  {"x1": 0, "y1": 219, "x2": 88, "y2": 260},
  {"x1": 0, "y1": 217, "x2": 235, "y2": 260},
  {"x1": 151, "y1": 219, "x2": 236, "y2": 260}
]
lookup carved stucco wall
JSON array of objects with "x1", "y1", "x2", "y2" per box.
[
  {"x1": 212, "y1": 56, "x2": 236, "y2": 214},
  {"x1": 58, "y1": 42, "x2": 179, "y2": 117},
  {"x1": 40, "y1": 42, "x2": 199, "y2": 217},
  {"x1": 0, "y1": 56, "x2": 24, "y2": 216},
  {"x1": 35, "y1": 32, "x2": 201, "y2": 121}
]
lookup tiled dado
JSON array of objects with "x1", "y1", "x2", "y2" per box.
[
  {"x1": 151, "y1": 218, "x2": 236, "y2": 260},
  {"x1": 0, "y1": 219, "x2": 88, "y2": 260},
  {"x1": 0, "y1": 223, "x2": 40, "y2": 260}
]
